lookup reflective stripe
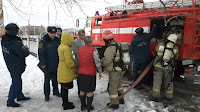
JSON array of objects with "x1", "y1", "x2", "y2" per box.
[
  {"x1": 153, "y1": 88, "x2": 160, "y2": 92},
  {"x1": 109, "y1": 94, "x2": 118, "y2": 98},
  {"x1": 118, "y1": 87, "x2": 123, "y2": 91},
  {"x1": 114, "y1": 56, "x2": 120, "y2": 62},
  {"x1": 154, "y1": 64, "x2": 169, "y2": 69},
  {"x1": 113, "y1": 66, "x2": 122, "y2": 71},
  {"x1": 166, "y1": 91, "x2": 173, "y2": 94},
  {"x1": 157, "y1": 51, "x2": 163, "y2": 56}
]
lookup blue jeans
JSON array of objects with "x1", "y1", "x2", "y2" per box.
[
  {"x1": 44, "y1": 72, "x2": 59, "y2": 97},
  {"x1": 7, "y1": 73, "x2": 25, "y2": 104}
]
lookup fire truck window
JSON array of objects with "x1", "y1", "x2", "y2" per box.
[
  {"x1": 95, "y1": 18, "x2": 102, "y2": 26},
  {"x1": 86, "y1": 19, "x2": 92, "y2": 28}
]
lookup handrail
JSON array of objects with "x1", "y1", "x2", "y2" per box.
[{"x1": 105, "y1": 0, "x2": 200, "y2": 12}]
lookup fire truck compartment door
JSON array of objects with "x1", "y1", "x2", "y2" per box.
[{"x1": 85, "y1": 19, "x2": 92, "y2": 36}]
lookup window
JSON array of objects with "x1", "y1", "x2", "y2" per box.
[
  {"x1": 86, "y1": 19, "x2": 92, "y2": 28},
  {"x1": 95, "y1": 18, "x2": 102, "y2": 26}
]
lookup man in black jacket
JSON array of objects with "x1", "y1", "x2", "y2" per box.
[
  {"x1": 38, "y1": 26, "x2": 61, "y2": 101},
  {"x1": 129, "y1": 25, "x2": 157, "y2": 89},
  {"x1": 1, "y1": 23, "x2": 30, "y2": 107}
]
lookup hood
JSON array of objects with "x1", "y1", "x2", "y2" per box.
[
  {"x1": 133, "y1": 34, "x2": 147, "y2": 44},
  {"x1": 61, "y1": 33, "x2": 74, "y2": 47},
  {"x1": 2, "y1": 34, "x2": 22, "y2": 42}
]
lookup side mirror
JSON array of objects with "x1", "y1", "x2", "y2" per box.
[{"x1": 76, "y1": 19, "x2": 79, "y2": 28}]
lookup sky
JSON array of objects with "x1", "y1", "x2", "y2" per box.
[{"x1": 2, "y1": 0, "x2": 158, "y2": 29}]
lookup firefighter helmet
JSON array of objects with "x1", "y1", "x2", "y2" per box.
[{"x1": 102, "y1": 30, "x2": 114, "y2": 40}]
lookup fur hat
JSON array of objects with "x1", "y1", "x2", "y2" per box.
[
  {"x1": 5, "y1": 23, "x2": 19, "y2": 36},
  {"x1": 47, "y1": 26, "x2": 57, "y2": 33}
]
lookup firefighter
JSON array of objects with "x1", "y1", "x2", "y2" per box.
[
  {"x1": 38, "y1": 26, "x2": 61, "y2": 101},
  {"x1": 152, "y1": 32, "x2": 179, "y2": 102},
  {"x1": 101, "y1": 30, "x2": 125, "y2": 109},
  {"x1": 1, "y1": 23, "x2": 30, "y2": 107},
  {"x1": 129, "y1": 25, "x2": 157, "y2": 90}
]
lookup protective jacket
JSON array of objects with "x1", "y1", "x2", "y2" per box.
[
  {"x1": 38, "y1": 34, "x2": 60, "y2": 72},
  {"x1": 153, "y1": 41, "x2": 179, "y2": 99},
  {"x1": 1, "y1": 34, "x2": 29, "y2": 74},
  {"x1": 101, "y1": 40, "x2": 125, "y2": 104},
  {"x1": 101, "y1": 40, "x2": 122, "y2": 72},
  {"x1": 78, "y1": 45, "x2": 97, "y2": 75},
  {"x1": 57, "y1": 33, "x2": 76, "y2": 83}
]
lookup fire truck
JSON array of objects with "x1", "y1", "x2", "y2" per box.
[
  {"x1": 77, "y1": 0, "x2": 200, "y2": 76},
  {"x1": 0, "y1": 0, "x2": 4, "y2": 38}
]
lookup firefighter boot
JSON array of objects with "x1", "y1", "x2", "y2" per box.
[
  {"x1": 79, "y1": 94, "x2": 87, "y2": 111},
  {"x1": 118, "y1": 93, "x2": 125, "y2": 104},
  {"x1": 107, "y1": 103, "x2": 119, "y2": 109},
  {"x1": 152, "y1": 97, "x2": 161, "y2": 102},
  {"x1": 87, "y1": 96, "x2": 94, "y2": 112}
]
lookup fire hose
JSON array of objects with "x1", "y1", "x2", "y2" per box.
[{"x1": 98, "y1": 59, "x2": 155, "y2": 112}]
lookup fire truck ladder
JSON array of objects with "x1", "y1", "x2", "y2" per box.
[{"x1": 105, "y1": 0, "x2": 200, "y2": 12}]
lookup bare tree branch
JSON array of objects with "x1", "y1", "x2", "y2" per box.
[{"x1": 73, "y1": 0, "x2": 87, "y2": 16}]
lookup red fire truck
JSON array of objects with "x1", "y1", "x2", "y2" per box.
[
  {"x1": 0, "y1": 0, "x2": 4, "y2": 38},
  {"x1": 77, "y1": 0, "x2": 200, "y2": 76}
]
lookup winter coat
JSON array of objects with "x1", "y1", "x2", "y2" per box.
[
  {"x1": 129, "y1": 27, "x2": 157, "y2": 63},
  {"x1": 1, "y1": 34, "x2": 29, "y2": 74},
  {"x1": 71, "y1": 37, "x2": 85, "y2": 67},
  {"x1": 57, "y1": 33, "x2": 76, "y2": 83},
  {"x1": 38, "y1": 34, "x2": 60, "y2": 73}
]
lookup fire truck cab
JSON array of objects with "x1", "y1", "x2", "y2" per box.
[{"x1": 79, "y1": 0, "x2": 200, "y2": 76}]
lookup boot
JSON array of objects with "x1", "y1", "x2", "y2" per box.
[
  {"x1": 118, "y1": 93, "x2": 125, "y2": 104},
  {"x1": 152, "y1": 97, "x2": 161, "y2": 102},
  {"x1": 79, "y1": 94, "x2": 87, "y2": 111},
  {"x1": 61, "y1": 88, "x2": 75, "y2": 110},
  {"x1": 45, "y1": 96, "x2": 49, "y2": 101},
  {"x1": 87, "y1": 96, "x2": 94, "y2": 112},
  {"x1": 7, "y1": 102, "x2": 21, "y2": 107},
  {"x1": 107, "y1": 103, "x2": 119, "y2": 109},
  {"x1": 63, "y1": 102, "x2": 75, "y2": 110},
  {"x1": 53, "y1": 93, "x2": 61, "y2": 97},
  {"x1": 17, "y1": 97, "x2": 31, "y2": 101}
]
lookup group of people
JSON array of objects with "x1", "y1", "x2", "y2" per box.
[
  {"x1": 129, "y1": 24, "x2": 179, "y2": 102},
  {"x1": 1, "y1": 22, "x2": 179, "y2": 111}
]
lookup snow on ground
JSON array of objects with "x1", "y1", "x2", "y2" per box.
[{"x1": 0, "y1": 46, "x2": 169, "y2": 112}]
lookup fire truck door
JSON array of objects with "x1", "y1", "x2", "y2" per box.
[
  {"x1": 85, "y1": 18, "x2": 92, "y2": 36},
  {"x1": 193, "y1": 18, "x2": 200, "y2": 59}
]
